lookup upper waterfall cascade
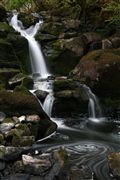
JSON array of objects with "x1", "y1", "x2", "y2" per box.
[{"x1": 9, "y1": 13, "x2": 50, "y2": 79}]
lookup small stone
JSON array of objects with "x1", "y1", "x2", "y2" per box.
[
  {"x1": 26, "y1": 115, "x2": 40, "y2": 123},
  {"x1": 0, "y1": 123, "x2": 14, "y2": 134},
  {"x1": 12, "y1": 116, "x2": 19, "y2": 124},
  {"x1": 22, "y1": 154, "x2": 51, "y2": 175},
  {"x1": 102, "y1": 39, "x2": 113, "y2": 49},
  {"x1": 0, "y1": 112, "x2": 6, "y2": 123},
  {"x1": 18, "y1": 115, "x2": 26, "y2": 122}
]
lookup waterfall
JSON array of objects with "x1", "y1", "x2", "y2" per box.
[
  {"x1": 9, "y1": 12, "x2": 50, "y2": 79},
  {"x1": 82, "y1": 84, "x2": 103, "y2": 119},
  {"x1": 43, "y1": 93, "x2": 55, "y2": 117},
  {"x1": 9, "y1": 12, "x2": 54, "y2": 117}
]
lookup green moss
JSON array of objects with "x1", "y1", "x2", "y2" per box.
[
  {"x1": 58, "y1": 147, "x2": 68, "y2": 164},
  {"x1": 0, "y1": 22, "x2": 10, "y2": 32},
  {"x1": 16, "y1": 124, "x2": 31, "y2": 136},
  {"x1": 14, "y1": 85, "x2": 31, "y2": 95},
  {"x1": 54, "y1": 79, "x2": 74, "y2": 92},
  {"x1": 22, "y1": 77, "x2": 33, "y2": 89},
  {"x1": 3, "y1": 118, "x2": 14, "y2": 124}
]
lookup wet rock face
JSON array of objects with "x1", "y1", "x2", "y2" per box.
[
  {"x1": 53, "y1": 78, "x2": 88, "y2": 117},
  {"x1": 0, "y1": 146, "x2": 94, "y2": 180},
  {"x1": 108, "y1": 152, "x2": 120, "y2": 179}
]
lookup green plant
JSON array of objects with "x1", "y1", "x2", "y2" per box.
[{"x1": 104, "y1": 0, "x2": 120, "y2": 27}]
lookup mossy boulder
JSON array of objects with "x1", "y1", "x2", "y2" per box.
[
  {"x1": 72, "y1": 48, "x2": 120, "y2": 98},
  {"x1": 0, "y1": 22, "x2": 10, "y2": 38},
  {"x1": 43, "y1": 37, "x2": 85, "y2": 76},
  {"x1": 7, "y1": 34, "x2": 30, "y2": 74},
  {"x1": 0, "y1": 89, "x2": 43, "y2": 116},
  {"x1": 53, "y1": 79, "x2": 88, "y2": 117}
]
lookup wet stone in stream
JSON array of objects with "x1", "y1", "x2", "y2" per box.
[{"x1": 0, "y1": 146, "x2": 94, "y2": 180}]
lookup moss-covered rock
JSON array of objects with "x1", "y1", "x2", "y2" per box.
[
  {"x1": 0, "y1": 22, "x2": 10, "y2": 38},
  {"x1": 0, "y1": 90, "x2": 43, "y2": 116},
  {"x1": 108, "y1": 152, "x2": 120, "y2": 178},
  {"x1": 72, "y1": 48, "x2": 120, "y2": 98},
  {"x1": 7, "y1": 34, "x2": 30, "y2": 74},
  {"x1": 53, "y1": 79, "x2": 88, "y2": 117}
]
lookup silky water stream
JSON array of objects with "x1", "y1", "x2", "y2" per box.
[{"x1": 10, "y1": 12, "x2": 120, "y2": 180}]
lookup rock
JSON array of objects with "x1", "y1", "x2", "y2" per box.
[
  {"x1": 53, "y1": 79, "x2": 76, "y2": 92},
  {"x1": 102, "y1": 39, "x2": 113, "y2": 49},
  {"x1": 22, "y1": 76, "x2": 33, "y2": 89},
  {"x1": 26, "y1": 115, "x2": 40, "y2": 123},
  {"x1": 0, "y1": 5, "x2": 7, "y2": 22},
  {"x1": 72, "y1": 48, "x2": 120, "y2": 98},
  {"x1": 7, "y1": 34, "x2": 29, "y2": 73},
  {"x1": 8, "y1": 74, "x2": 33, "y2": 89},
  {"x1": 0, "y1": 90, "x2": 44, "y2": 116},
  {"x1": 22, "y1": 154, "x2": 51, "y2": 175},
  {"x1": 34, "y1": 90, "x2": 48, "y2": 102},
  {"x1": 12, "y1": 116, "x2": 19, "y2": 124},
  {"x1": 108, "y1": 152, "x2": 120, "y2": 178},
  {"x1": 12, "y1": 136, "x2": 35, "y2": 147},
  {"x1": 0, "y1": 133, "x2": 4, "y2": 144},
  {"x1": 82, "y1": 32, "x2": 102, "y2": 46},
  {"x1": 53, "y1": 79, "x2": 88, "y2": 117},
  {"x1": 0, "y1": 22, "x2": 10, "y2": 38},
  {"x1": 69, "y1": 165, "x2": 93, "y2": 180},
  {"x1": 63, "y1": 19, "x2": 81, "y2": 31},
  {"x1": 0, "y1": 145, "x2": 6, "y2": 171},
  {"x1": 110, "y1": 37, "x2": 120, "y2": 48},
  {"x1": 0, "y1": 112, "x2": 6, "y2": 123},
  {"x1": 2, "y1": 174, "x2": 30, "y2": 180},
  {"x1": 18, "y1": 116, "x2": 26, "y2": 123},
  {"x1": 0, "y1": 120, "x2": 15, "y2": 134}
]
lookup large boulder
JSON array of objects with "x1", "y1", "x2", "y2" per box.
[
  {"x1": 41, "y1": 37, "x2": 85, "y2": 76},
  {"x1": 72, "y1": 48, "x2": 120, "y2": 98},
  {"x1": 7, "y1": 34, "x2": 30, "y2": 74},
  {"x1": 0, "y1": 89, "x2": 57, "y2": 146},
  {"x1": 53, "y1": 78, "x2": 88, "y2": 117}
]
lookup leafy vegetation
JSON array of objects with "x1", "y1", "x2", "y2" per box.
[
  {"x1": 103, "y1": 0, "x2": 120, "y2": 28},
  {"x1": 1, "y1": 0, "x2": 36, "y2": 12}
]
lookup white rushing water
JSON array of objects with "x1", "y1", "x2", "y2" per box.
[
  {"x1": 10, "y1": 12, "x2": 55, "y2": 117},
  {"x1": 82, "y1": 84, "x2": 103, "y2": 121},
  {"x1": 9, "y1": 12, "x2": 50, "y2": 79}
]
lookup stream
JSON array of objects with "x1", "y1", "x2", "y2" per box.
[{"x1": 9, "y1": 12, "x2": 120, "y2": 180}]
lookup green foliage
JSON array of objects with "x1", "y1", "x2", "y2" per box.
[
  {"x1": 104, "y1": 0, "x2": 120, "y2": 27},
  {"x1": 4, "y1": 0, "x2": 36, "y2": 12}
]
